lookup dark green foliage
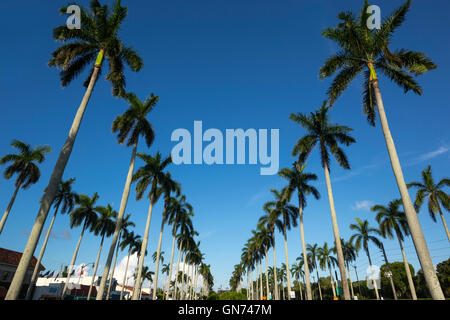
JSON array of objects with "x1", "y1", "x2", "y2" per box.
[
  {"x1": 49, "y1": 0, "x2": 143, "y2": 96},
  {"x1": 290, "y1": 102, "x2": 355, "y2": 171},
  {"x1": 0, "y1": 140, "x2": 51, "y2": 188},
  {"x1": 380, "y1": 262, "x2": 415, "y2": 299}
]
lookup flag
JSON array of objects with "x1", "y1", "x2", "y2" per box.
[
  {"x1": 70, "y1": 269, "x2": 75, "y2": 276},
  {"x1": 46, "y1": 271, "x2": 54, "y2": 278}
]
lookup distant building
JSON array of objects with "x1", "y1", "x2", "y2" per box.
[
  {"x1": 33, "y1": 276, "x2": 118, "y2": 300},
  {"x1": 0, "y1": 247, "x2": 45, "y2": 299}
]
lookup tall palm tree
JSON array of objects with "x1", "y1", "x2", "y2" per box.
[
  {"x1": 338, "y1": 238, "x2": 358, "y2": 300},
  {"x1": 291, "y1": 103, "x2": 355, "y2": 300},
  {"x1": 349, "y1": 218, "x2": 382, "y2": 300},
  {"x1": 279, "y1": 162, "x2": 320, "y2": 300},
  {"x1": 318, "y1": 242, "x2": 338, "y2": 298},
  {"x1": 152, "y1": 173, "x2": 180, "y2": 300},
  {"x1": 106, "y1": 213, "x2": 135, "y2": 299},
  {"x1": 87, "y1": 204, "x2": 117, "y2": 300},
  {"x1": 166, "y1": 195, "x2": 193, "y2": 299},
  {"x1": 307, "y1": 243, "x2": 323, "y2": 300},
  {"x1": 265, "y1": 188, "x2": 298, "y2": 300},
  {"x1": 256, "y1": 224, "x2": 273, "y2": 299},
  {"x1": 26, "y1": 178, "x2": 78, "y2": 300},
  {"x1": 373, "y1": 199, "x2": 417, "y2": 299},
  {"x1": 97, "y1": 92, "x2": 158, "y2": 299},
  {"x1": 319, "y1": 0, "x2": 443, "y2": 299},
  {"x1": 131, "y1": 152, "x2": 172, "y2": 300},
  {"x1": 61, "y1": 193, "x2": 101, "y2": 297},
  {"x1": 6, "y1": 1, "x2": 143, "y2": 299},
  {"x1": 290, "y1": 262, "x2": 304, "y2": 300},
  {"x1": 173, "y1": 222, "x2": 195, "y2": 300},
  {"x1": 0, "y1": 140, "x2": 51, "y2": 235},
  {"x1": 119, "y1": 231, "x2": 140, "y2": 300},
  {"x1": 408, "y1": 165, "x2": 450, "y2": 241},
  {"x1": 135, "y1": 266, "x2": 154, "y2": 299},
  {"x1": 258, "y1": 204, "x2": 280, "y2": 300}
]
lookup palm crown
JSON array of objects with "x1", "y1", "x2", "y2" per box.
[
  {"x1": 0, "y1": 140, "x2": 51, "y2": 188},
  {"x1": 373, "y1": 199, "x2": 410, "y2": 241},
  {"x1": 319, "y1": 0, "x2": 436, "y2": 125},
  {"x1": 49, "y1": 0, "x2": 143, "y2": 96},
  {"x1": 112, "y1": 93, "x2": 158, "y2": 148},
  {"x1": 290, "y1": 102, "x2": 355, "y2": 170},
  {"x1": 349, "y1": 218, "x2": 382, "y2": 254},
  {"x1": 407, "y1": 165, "x2": 449, "y2": 222},
  {"x1": 70, "y1": 192, "x2": 101, "y2": 229}
]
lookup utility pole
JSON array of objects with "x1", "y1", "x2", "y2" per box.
[
  {"x1": 380, "y1": 243, "x2": 397, "y2": 300},
  {"x1": 353, "y1": 266, "x2": 362, "y2": 298}
]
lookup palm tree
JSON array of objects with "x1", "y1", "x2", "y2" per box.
[
  {"x1": 173, "y1": 221, "x2": 195, "y2": 300},
  {"x1": 6, "y1": 1, "x2": 143, "y2": 299},
  {"x1": 279, "y1": 264, "x2": 287, "y2": 300},
  {"x1": 349, "y1": 218, "x2": 382, "y2": 300},
  {"x1": 166, "y1": 195, "x2": 193, "y2": 299},
  {"x1": 318, "y1": 242, "x2": 338, "y2": 298},
  {"x1": 97, "y1": 92, "x2": 158, "y2": 299},
  {"x1": 152, "y1": 173, "x2": 180, "y2": 300},
  {"x1": 61, "y1": 193, "x2": 101, "y2": 297},
  {"x1": 135, "y1": 266, "x2": 154, "y2": 299},
  {"x1": 106, "y1": 213, "x2": 135, "y2": 299},
  {"x1": 307, "y1": 243, "x2": 323, "y2": 300},
  {"x1": 279, "y1": 162, "x2": 320, "y2": 300},
  {"x1": 258, "y1": 204, "x2": 280, "y2": 300},
  {"x1": 338, "y1": 238, "x2": 358, "y2": 300},
  {"x1": 131, "y1": 152, "x2": 172, "y2": 300},
  {"x1": 373, "y1": 199, "x2": 417, "y2": 299},
  {"x1": 290, "y1": 262, "x2": 304, "y2": 300},
  {"x1": 0, "y1": 140, "x2": 51, "y2": 235},
  {"x1": 26, "y1": 178, "x2": 78, "y2": 300},
  {"x1": 87, "y1": 204, "x2": 117, "y2": 300},
  {"x1": 265, "y1": 188, "x2": 298, "y2": 300},
  {"x1": 408, "y1": 165, "x2": 450, "y2": 241},
  {"x1": 256, "y1": 224, "x2": 273, "y2": 299},
  {"x1": 119, "y1": 231, "x2": 140, "y2": 300},
  {"x1": 319, "y1": 0, "x2": 443, "y2": 299},
  {"x1": 291, "y1": 103, "x2": 355, "y2": 300}
]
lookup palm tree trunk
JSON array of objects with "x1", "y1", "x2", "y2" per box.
[
  {"x1": 280, "y1": 276, "x2": 285, "y2": 300},
  {"x1": 272, "y1": 234, "x2": 279, "y2": 300},
  {"x1": 106, "y1": 230, "x2": 122, "y2": 300},
  {"x1": 87, "y1": 235, "x2": 105, "y2": 300},
  {"x1": 174, "y1": 243, "x2": 182, "y2": 300},
  {"x1": 282, "y1": 223, "x2": 292, "y2": 300},
  {"x1": 298, "y1": 204, "x2": 312, "y2": 300},
  {"x1": 132, "y1": 193, "x2": 155, "y2": 300},
  {"x1": 26, "y1": 202, "x2": 61, "y2": 300},
  {"x1": 264, "y1": 249, "x2": 269, "y2": 299},
  {"x1": 97, "y1": 140, "x2": 139, "y2": 300},
  {"x1": 366, "y1": 249, "x2": 380, "y2": 300},
  {"x1": 181, "y1": 253, "x2": 186, "y2": 299},
  {"x1": 371, "y1": 76, "x2": 444, "y2": 300},
  {"x1": 120, "y1": 248, "x2": 131, "y2": 300},
  {"x1": 437, "y1": 206, "x2": 450, "y2": 242},
  {"x1": 62, "y1": 221, "x2": 87, "y2": 298},
  {"x1": 346, "y1": 262, "x2": 355, "y2": 300},
  {"x1": 166, "y1": 233, "x2": 176, "y2": 299},
  {"x1": 6, "y1": 53, "x2": 104, "y2": 300},
  {"x1": 152, "y1": 219, "x2": 165, "y2": 300},
  {"x1": 0, "y1": 184, "x2": 21, "y2": 235},
  {"x1": 328, "y1": 263, "x2": 336, "y2": 298},
  {"x1": 250, "y1": 269, "x2": 254, "y2": 300},
  {"x1": 322, "y1": 161, "x2": 351, "y2": 300},
  {"x1": 315, "y1": 261, "x2": 323, "y2": 300},
  {"x1": 299, "y1": 275, "x2": 304, "y2": 300},
  {"x1": 380, "y1": 243, "x2": 397, "y2": 300},
  {"x1": 397, "y1": 232, "x2": 417, "y2": 300},
  {"x1": 259, "y1": 261, "x2": 263, "y2": 299}
]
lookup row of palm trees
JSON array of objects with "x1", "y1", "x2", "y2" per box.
[
  {"x1": 230, "y1": 0, "x2": 448, "y2": 300},
  {"x1": 0, "y1": 0, "x2": 213, "y2": 300},
  {"x1": 233, "y1": 181, "x2": 447, "y2": 300}
]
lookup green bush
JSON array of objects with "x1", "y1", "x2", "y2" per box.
[
  {"x1": 207, "y1": 292, "x2": 219, "y2": 300},
  {"x1": 218, "y1": 291, "x2": 247, "y2": 300}
]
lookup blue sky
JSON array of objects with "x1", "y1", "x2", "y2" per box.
[{"x1": 0, "y1": 0, "x2": 449, "y2": 291}]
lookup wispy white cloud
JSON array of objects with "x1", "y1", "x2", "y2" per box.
[
  {"x1": 352, "y1": 200, "x2": 374, "y2": 211},
  {"x1": 407, "y1": 145, "x2": 449, "y2": 166}
]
